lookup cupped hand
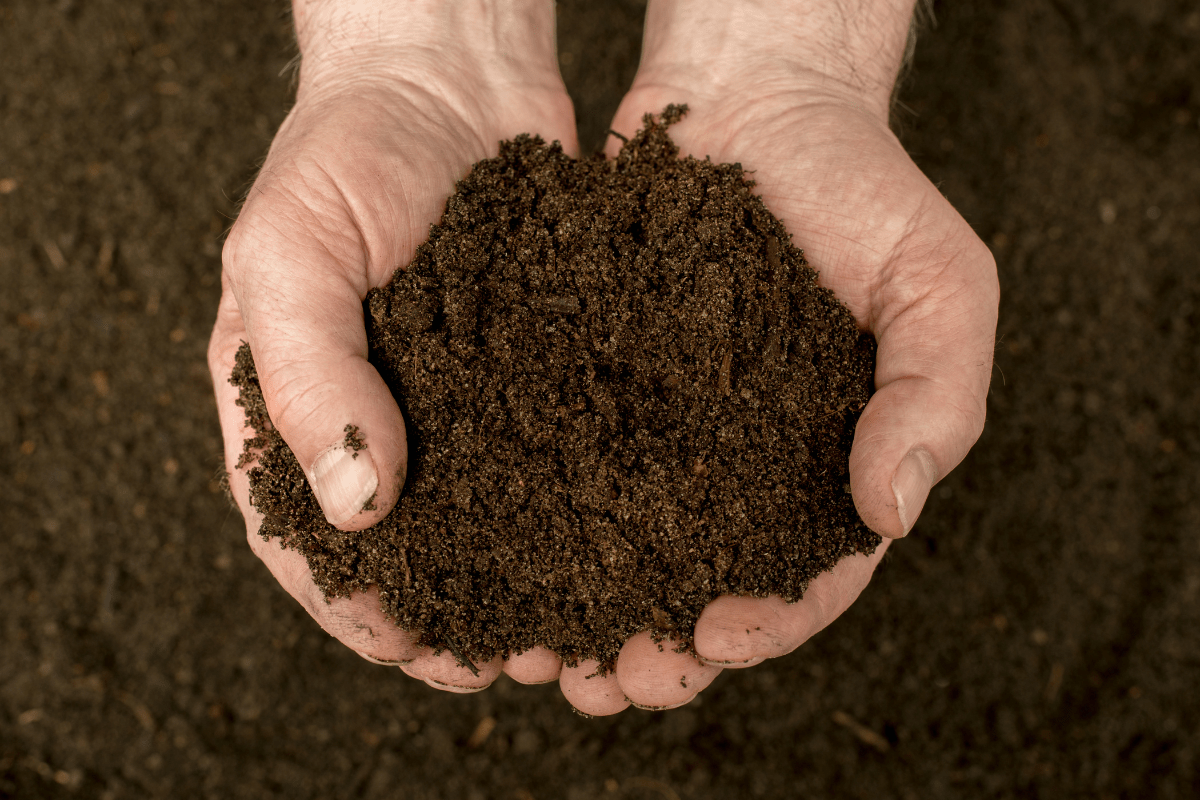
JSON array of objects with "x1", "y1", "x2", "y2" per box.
[
  {"x1": 207, "y1": 1, "x2": 578, "y2": 692},
  {"x1": 561, "y1": 0, "x2": 1000, "y2": 715}
]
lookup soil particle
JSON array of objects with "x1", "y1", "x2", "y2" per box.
[{"x1": 232, "y1": 106, "x2": 879, "y2": 670}]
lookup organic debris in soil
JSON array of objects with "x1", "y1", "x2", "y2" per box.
[{"x1": 232, "y1": 105, "x2": 880, "y2": 670}]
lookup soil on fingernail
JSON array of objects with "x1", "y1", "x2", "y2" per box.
[
  {"x1": 343, "y1": 424, "x2": 367, "y2": 458},
  {"x1": 231, "y1": 105, "x2": 879, "y2": 673}
]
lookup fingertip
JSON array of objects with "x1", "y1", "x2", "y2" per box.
[
  {"x1": 560, "y1": 660, "x2": 630, "y2": 716},
  {"x1": 616, "y1": 632, "x2": 721, "y2": 710},
  {"x1": 693, "y1": 596, "x2": 798, "y2": 664},
  {"x1": 243, "y1": 316, "x2": 408, "y2": 532},
  {"x1": 403, "y1": 650, "x2": 503, "y2": 693},
  {"x1": 503, "y1": 646, "x2": 563, "y2": 685}
]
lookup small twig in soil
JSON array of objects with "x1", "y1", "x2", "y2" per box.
[
  {"x1": 766, "y1": 235, "x2": 781, "y2": 271},
  {"x1": 831, "y1": 710, "x2": 891, "y2": 753},
  {"x1": 399, "y1": 547, "x2": 412, "y2": 587},
  {"x1": 717, "y1": 347, "x2": 732, "y2": 396},
  {"x1": 443, "y1": 633, "x2": 480, "y2": 676}
]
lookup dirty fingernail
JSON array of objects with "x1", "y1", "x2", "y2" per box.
[
  {"x1": 424, "y1": 677, "x2": 486, "y2": 694},
  {"x1": 699, "y1": 655, "x2": 765, "y2": 668},
  {"x1": 632, "y1": 696, "x2": 695, "y2": 711},
  {"x1": 309, "y1": 442, "x2": 378, "y2": 527},
  {"x1": 891, "y1": 448, "x2": 938, "y2": 536},
  {"x1": 356, "y1": 651, "x2": 409, "y2": 666}
]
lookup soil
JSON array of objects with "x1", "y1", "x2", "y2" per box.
[
  {"x1": 231, "y1": 108, "x2": 877, "y2": 669},
  {"x1": 3, "y1": 1, "x2": 1199, "y2": 799}
]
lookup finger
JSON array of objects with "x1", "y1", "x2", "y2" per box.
[
  {"x1": 559, "y1": 660, "x2": 630, "y2": 716},
  {"x1": 222, "y1": 174, "x2": 408, "y2": 532},
  {"x1": 237, "y1": 464, "x2": 426, "y2": 663},
  {"x1": 615, "y1": 632, "x2": 722, "y2": 710},
  {"x1": 503, "y1": 646, "x2": 563, "y2": 685},
  {"x1": 209, "y1": 289, "x2": 261, "y2": 495},
  {"x1": 238, "y1": 467, "x2": 426, "y2": 663},
  {"x1": 210, "y1": 310, "x2": 425, "y2": 664},
  {"x1": 846, "y1": 212, "x2": 999, "y2": 537},
  {"x1": 400, "y1": 650, "x2": 503, "y2": 694},
  {"x1": 250, "y1": 537, "x2": 429, "y2": 662},
  {"x1": 694, "y1": 539, "x2": 890, "y2": 663}
]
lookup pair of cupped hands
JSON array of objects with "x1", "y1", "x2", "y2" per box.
[{"x1": 208, "y1": 1, "x2": 997, "y2": 715}]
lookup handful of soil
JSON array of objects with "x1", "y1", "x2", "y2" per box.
[{"x1": 231, "y1": 106, "x2": 880, "y2": 670}]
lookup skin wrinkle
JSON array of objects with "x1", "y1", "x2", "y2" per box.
[
  {"x1": 287, "y1": 152, "x2": 383, "y2": 259},
  {"x1": 723, "y1": 112, "x2": 912, "y2": 212},
  {"x1": 308, "y1": 159, "x2": 375, "y2": 282},
  {"x1": 868, "y1": 350, "x2": 986, "y2": 418},
  {"x1": 833, "y1": 0, "x2": 915, "y2": 85},
  {"x1": 255, "y1": 297, "x2": 361, "y2": 352},
  {"x1": 230, "y1": 190, "x2": 361, "y2": 310},
  {"x1": 295, "y1": 11, "x2": 568, "y2": 158},
  {"x1": 260, "y1": 361, "x2": 357, "y2": 442},
  {"x1": 869, "y1": 260, "x2": 946, "y2": 336},
  {"x1": 872, "y1": 298, "x2": 995, "y2": 405},
  {"x1": 853, "y1": 393, "x2": 958, "y2": 451},
  {"x1": 629, "y1": 67, "x2": 883, "y2": 129},
  {"x1": 288, "y1": 565, "x2": 411, "y2": 655},
  {"x1": 808, "y1": 576, "x2": 843, "y2": 635},
  {"x1": 853, "y1": 390, "x2": 982, "y2": 474},
  {"x1": 866, "y1": 217, "x2": 962, "y2": 328},
  {"x1": 641, "y1": 1, "x2": 910, "y2": 115},
  {"x1": 233, "y1": 228, "x2": 364, "y2": 319},
  {"x1": 911, "y1": 277, "x2": 994, "y2": 351}
]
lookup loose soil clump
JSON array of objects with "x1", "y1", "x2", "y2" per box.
[{"x1": 232, "y1": 106, "x2": 880, "y2": 670}]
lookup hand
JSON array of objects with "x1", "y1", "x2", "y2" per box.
[
  {"x1": 560, "y1": 0, "x2": 999, "y2": 715},
  {"x1": 207, "y1": 0, "x2": 578, "y2": 691}
]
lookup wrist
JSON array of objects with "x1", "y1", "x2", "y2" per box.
[
  {"x1": 292, "y1": 0, "x2": 562, "y2": 98},
  {"x1": 637, "y1": 0, "x2": 916, "y2": 120}
]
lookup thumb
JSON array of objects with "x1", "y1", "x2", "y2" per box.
[
  {"x1": 224, "y1": 215, "x2": 407, "y2": 532},
  {"x1": 849, "y1": 231, "x2": 999, "y2": 538}
]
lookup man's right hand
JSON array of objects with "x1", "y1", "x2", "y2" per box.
[{"x1": 207, "y1": 0, "x2": 578, "y2": 692}]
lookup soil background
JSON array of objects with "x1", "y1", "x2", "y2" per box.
[{"x1": 2, "y1": 1, "x2": 1198, "y2": 798}]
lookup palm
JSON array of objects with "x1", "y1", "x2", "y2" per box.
[
  {"x1": 209, "y1": 75, "x2": 578, "y2": 685},
  {"x1": 574, "y1": 78, "x2": 998, "y2": 713},
  {"x1": 612, "y1": 74, "x2": 998, "y2": 531}
]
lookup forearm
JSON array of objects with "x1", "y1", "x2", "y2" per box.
[
  {"x1": 291, "y1": 0, "x2": 561, "y2": 92},
  {"x1": 639, "y1": 0, "x2": 916, "y2": 118}
]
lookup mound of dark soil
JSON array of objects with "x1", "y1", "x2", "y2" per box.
[{"x1": 232, "y1": 106, "x2": 879, "y2": 670}]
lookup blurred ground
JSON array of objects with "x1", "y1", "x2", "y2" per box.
[{"x1": 2, "y1": 1, "x2": 1198, "y2": 798}]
